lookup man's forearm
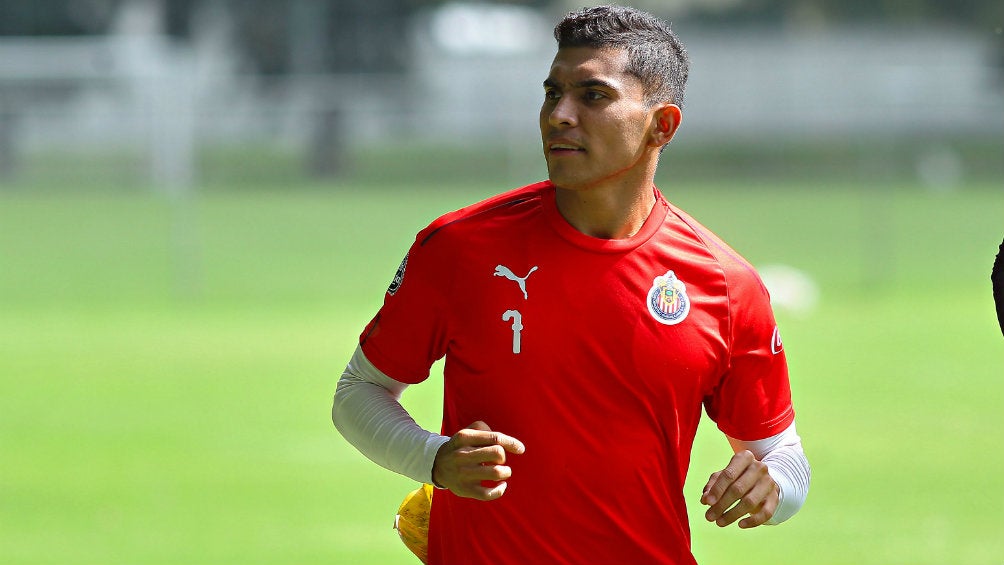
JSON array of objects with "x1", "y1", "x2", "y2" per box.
[
  {"x1": 730, "y1": 424, "x2": 811, "y2": 525},
  {"x1": 331, "y1": 345, "x2": 449, "y2": 484}
]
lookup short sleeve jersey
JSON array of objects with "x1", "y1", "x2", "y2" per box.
[{"x1": 361, "y1": 181, "x2": 794, "y2": 565}]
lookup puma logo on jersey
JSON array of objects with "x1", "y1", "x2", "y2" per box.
[{"x1": 494, "y1": 264, "x2": 538, "y2": 300}]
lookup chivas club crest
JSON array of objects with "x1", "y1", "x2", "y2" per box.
[{"x1": 647, "y1": 270, "x2": 691, "y2": 325}]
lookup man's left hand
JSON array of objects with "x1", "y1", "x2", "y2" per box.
[{"x1": 700, "y1": 450, "x2": 778, "y2": 529}]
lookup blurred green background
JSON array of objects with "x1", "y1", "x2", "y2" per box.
[
  {"x1": 2, "y1": 1, "x2": 1003, "y2": 564},
  {"x1": 2, "y1": 158, "x2": 1002, "y2": 564}
]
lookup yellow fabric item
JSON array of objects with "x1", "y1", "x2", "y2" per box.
[{"x1": 394, "y1": 483, "x2": 433, "y2": 564}]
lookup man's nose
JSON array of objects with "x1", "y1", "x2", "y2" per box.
[{"x1": 547, "y1": 98, "x2": 577, "y2": 128}]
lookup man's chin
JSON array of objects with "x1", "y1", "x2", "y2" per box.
[{"x1": 546, "y1": 169, "x2": 589, "y2": 191}]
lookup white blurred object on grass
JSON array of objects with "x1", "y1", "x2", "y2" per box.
[{"x1": 758, "y1": 264, "x2": 820, "y2": 317}]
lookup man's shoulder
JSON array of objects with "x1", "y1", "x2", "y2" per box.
[
  {"x1": 662, "y1": 199, "x2": 766, "y2": 293},
  {"x1": 416, "y1": 180, "x2": 552, "y2": 246}
]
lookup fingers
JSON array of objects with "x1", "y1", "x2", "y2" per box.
[
  {"x1": 460, "y1": 444, "x2": 514, "y2": 467},
  {"x1": 701, "y1": 451, "x2": 778, "y2": 528},
  {"x1": 719, "y1": 474, "x2": 776, "y2": 528},
  {"x1": 737, "y1": 493, "x2": 777, "y2": 529},
  {"x1": 432, "y1": 421, "x2": 525, "y2": 501},
  {"x1": 460, "y1": 421, "x2": 526, "y2": 455}
]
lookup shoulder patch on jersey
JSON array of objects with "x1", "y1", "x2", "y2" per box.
[
  {"x1": 387, "y1": 253, "x2": 409, "y2": 295},
  {"x1": 647, "y1": 270, "x2": 691, "y2": 325}
]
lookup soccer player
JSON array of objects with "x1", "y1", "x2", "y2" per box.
[{"x1": 332, "y1": 5, "x2": 811, "y2": 564}]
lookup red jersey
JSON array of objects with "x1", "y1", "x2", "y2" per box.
[{"x1": 360, "y1": 181, "x2": 794, "y2": 565}]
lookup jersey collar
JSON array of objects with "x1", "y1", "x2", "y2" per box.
[{"x1": 541, "y1": 182, "x2": 669, "y2": 253}]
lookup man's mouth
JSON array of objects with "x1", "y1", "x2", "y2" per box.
[{"x1": 548, "y1": 142, "x2": 585, "y2": 154}]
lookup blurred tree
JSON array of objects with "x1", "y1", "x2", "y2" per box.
[
  {"x1": 677, "y1": 0, "x2": 1003, "y2": 30},
  {"x1": 678, "y1": 0, "x2": 1004, "y2": 85},
  {"x1": 221, "y1": 0, "x2": 550, "y2": 75},
  {"x1": 0, "y1": 0, "x2": 122, "y2": 35},
  {"x1": 2, "y1": 0, "x2": 999, "y2": 42},
  {"x1": 163, "y1": 0, "x2": 197, "y2": 38}
]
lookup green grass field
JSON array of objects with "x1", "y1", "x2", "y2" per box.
[{"x1": 1, "y1": 178, "x2": 1002, "y2": 564}]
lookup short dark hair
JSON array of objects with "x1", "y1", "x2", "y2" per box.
[{"x1": 553, "y1": 5, "x2": 689, "y2": 108}]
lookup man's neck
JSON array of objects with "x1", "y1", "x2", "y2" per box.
[{"x1": 553, "y1": 181, "x2": 656, "y2": 240}]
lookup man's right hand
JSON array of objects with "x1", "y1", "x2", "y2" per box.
[{"x1": 431, "y1": 421, "x2": 526, "y2": 500}]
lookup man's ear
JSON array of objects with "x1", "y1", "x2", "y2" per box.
[{"x1": 650, "y1": 104, "x2": 682, "y2": 148}]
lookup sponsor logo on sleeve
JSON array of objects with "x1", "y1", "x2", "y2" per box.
[{"x1": 771, "y1": 325, "x2": 784, "y2": 354}]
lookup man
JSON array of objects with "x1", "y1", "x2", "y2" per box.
[{"x1": 333, "y1": 6, "x2": 810, "y2": 564}]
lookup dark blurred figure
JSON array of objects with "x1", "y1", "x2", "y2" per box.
[{"x1": 994, "y1": 237, "x2": 1004, "y2": 336}]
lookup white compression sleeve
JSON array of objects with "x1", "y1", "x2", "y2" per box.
[
  {"x1": 331, "y1": 345, "x2": 450, "y2": 485},
  {"x1": 729, "y1": 423, "x2": 811, "y2": 525}
]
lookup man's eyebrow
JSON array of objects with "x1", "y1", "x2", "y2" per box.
[
  {"x1": 543, "y1": 77, "x2": 618, "y2": 90},
  {"x1": 575, "y1": 78, "x2": 617, "y2": 90}
]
